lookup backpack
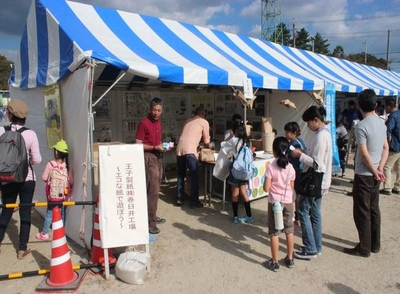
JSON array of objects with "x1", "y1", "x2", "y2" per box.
[
  {"x1": 0, "y1": 125, "x2": 29, "y2": 183},
  {"x1": 231, "y1": 143, "x2": 255, "y2": 181},
  {"x1": 46, "y1": 161, "x2": 70, "y2": 201}
]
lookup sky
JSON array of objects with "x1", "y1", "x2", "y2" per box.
[{"x1": 1, "y1": 0, "x2": 400, "y2": 71}]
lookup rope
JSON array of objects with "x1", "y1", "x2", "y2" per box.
[{"x1": 80, "y1": 162, "x2": 91, "y2": 257}]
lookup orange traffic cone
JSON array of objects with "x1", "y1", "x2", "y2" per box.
[
  {"x1": 91, "y1": 196, "x2": 116, "y2": 266},
  {"x1": 47, "y1": 206, "x2": 78, "y2": 287}
]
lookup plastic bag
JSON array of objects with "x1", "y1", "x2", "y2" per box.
[{"x1": 213, "y1": 151, "x2": 230, "y2": 181}]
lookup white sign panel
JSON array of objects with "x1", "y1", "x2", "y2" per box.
[
  {"x1": 243, "y1": 78, "x2": 254, "y2": 99},
  {"x1": 98, "y1": 144, "x2": 149, "y2": 248}
]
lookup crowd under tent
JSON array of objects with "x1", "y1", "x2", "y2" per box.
[{"x1": 9, "y1": 0, "x2": 400, "y2": 247}]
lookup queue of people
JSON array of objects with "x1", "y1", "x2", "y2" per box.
[
  {"x1": 166, "y1": 89, "x2": 388, "y2": 272},
  {"x1": 136, "y1": 90, "x2": 388, "y2": 272}
]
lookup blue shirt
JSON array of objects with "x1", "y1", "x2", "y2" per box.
[
  {"x1": 345, "y1": 108, "x2": 360, "y2": 129},
  {"x1": 386, "y1": 110, "x2": 400, "y2": 152}
]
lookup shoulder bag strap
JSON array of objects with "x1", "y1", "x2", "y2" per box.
[
  {"x1": 282, "y1": 168, "x2": 291, "y2": 202},
  {"x1": 234, "y1": 139, "x2": 244, "y2": 162},
  {"x1": 16, "y1": 127, "x2": 28, "y2": 133},
  {"x1": 15, "y1": 125, "x2": 34, "y2": 181},
  {"x1": 47, "y1": 161, "x2": 56, "y2": 182}
]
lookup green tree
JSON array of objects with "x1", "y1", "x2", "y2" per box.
[
  {"x1": 331, "y1": 45, "x2": 345, "y2": 58},
  {"x1": 295, "y1": 28, "x2": 310, "y2": 50},
  {"x1": 269, "y1": 22, "x2": 292, "y2": 46},
  {"x1": 312, "y1": 33, "x2": 330, "y2": 55},
  {"x1": 347, "y1": 53, "x2": 388, "y2": 69},
  {"x1": 0, "y1": 54, "x2": 12, "y2": 90}
]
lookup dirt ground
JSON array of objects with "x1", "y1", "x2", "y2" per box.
[{"x1": 1, "y1": 157, "x2": 400, "y2": 294}]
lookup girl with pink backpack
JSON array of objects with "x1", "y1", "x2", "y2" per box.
[{"x1": 36, "y1": 139, "x2": 73, "y2": 241}]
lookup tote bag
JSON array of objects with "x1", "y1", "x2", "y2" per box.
[
  {"x1": 213, "y1": 151, "x2": 230, "y2": 181},
  {"x1": 299, "y1": 161, "x2": 324, "y2": 197}
]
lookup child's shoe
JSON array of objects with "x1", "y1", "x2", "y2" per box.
[
  {"x1": 232, "y1": 216, "x2": 239, "y2": 224},
  {"x1": 36, "y1": 232, "x2": 49, "y2": 241},
  {"x1": 284, "y1": 256, "x2": 295, "y2": 268},
  {"x1": 263, "y1": 259, "x2": 280, "y2": 272},
  {"x1": 239, "y1": 215, "x2": 254, "y2": 223}
]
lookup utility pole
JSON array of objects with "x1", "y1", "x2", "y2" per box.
[
  {"x1": 364, "y1": 40, "x2": 367, "y2": 64},
  {"x1": 292, "y1": 19, "x2": 296, "y2": 48},
  {"x1": 386, "y1": 29, "x2": 391, "y2": 70},
  {"x1": 311, "y1": 37, "x2": 315, "y2": 52}
]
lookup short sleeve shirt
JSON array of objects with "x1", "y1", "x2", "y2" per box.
[
  {"x1": 266, "y1": 160, "x2": 295, "y2": 203},
  {"x1": 135, "y1": 114, "x2": 162, "y2": 146},
  {"x1": 355, "y1": 115, "x2": 386, "y2": 175}
]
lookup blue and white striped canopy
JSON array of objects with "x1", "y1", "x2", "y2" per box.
[
  {"x1": 10, "y1": 0, "x2": 400, "y2": 96},
  {"x1": 269, "y1": 42, "x2": 399, "y2": 96}
]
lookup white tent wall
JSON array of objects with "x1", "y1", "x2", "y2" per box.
[
  {"x1": 58, "y1": 67, "x2": 93, "y2": 247},
  {"x1": 10, "y1": 67, "x2": 93, "y2": 247}
]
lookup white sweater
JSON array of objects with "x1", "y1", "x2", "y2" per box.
[{"x1": 299, "y1": 127, "x2": 332, "y2": 191}]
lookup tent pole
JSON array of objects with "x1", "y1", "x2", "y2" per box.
[
  {"x1": 92, "y1": 72, "x2": 127, "y2": 108},
  {"x1": 88, "y1": 60, "x2": 96, "y2": 198}
]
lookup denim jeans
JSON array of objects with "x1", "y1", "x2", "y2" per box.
[
  {"x1": 297, "y1": 195, "x2": 322, "y2": 253},
  {"x1": 42, "y1": 204, "x2": 65, "y2": 234},
  {"x1": 0, "y1": 181, "x2": 36, "y2": 251},
  {"x1": 176, "y1": 154, "x2": 199, "y2": 203}
]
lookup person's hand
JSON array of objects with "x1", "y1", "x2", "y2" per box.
[
  {"x1": 291, "y1": 148, "x2": 303, "y2": 158},
  {"x1": 374, "y1": 168, "x2": 386, "y2": 182},
  {"x1": 154, "y1": 144, "x2": 166, "y2": 153}
]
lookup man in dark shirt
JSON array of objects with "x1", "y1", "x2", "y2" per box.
[
  {"x1": 381, "y1": 98, "x2": 400, "y2": 195},
  {"x1": 135, "y1": 97, "x2": 167, "y2": 234},
  {"x1": 343, "y1": 100, "x2": 361, "y2": 130}
]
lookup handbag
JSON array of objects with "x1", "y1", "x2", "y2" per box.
[
  {"x1": 213, "y1": 150, "x2": 230, "y2": 181},
  {"x1": 199, "y1": 148, "x2": 215, "y2": 163},
  {"x1": 299, "y1": 161, "x2": 324, "y2": 197}
]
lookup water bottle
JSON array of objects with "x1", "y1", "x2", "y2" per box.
[{"x1": 273, "y1": 202, "x2": 284, "y2": 230}]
